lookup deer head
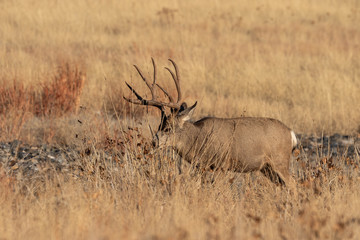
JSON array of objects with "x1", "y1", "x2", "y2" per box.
[{"x1": 123, "y1": 58, "x2": 197, "y2": 148}]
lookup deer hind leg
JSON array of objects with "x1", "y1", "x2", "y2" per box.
[
  {"x1": 260, "y1": 163, "x2": 297, "y2": 197},
  {"x1": 260, "y1": 163, "x2": 286, "y2": 185},
  {"x1": 265, "y1": 158, "x2": 298, "y2": 198}
]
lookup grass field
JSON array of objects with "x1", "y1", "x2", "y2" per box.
[{"x1": 0, "y1": 0, "x2": 360, "y2": 239}]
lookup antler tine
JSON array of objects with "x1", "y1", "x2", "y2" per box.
[
  {"x1": 156, "y1": 83, "x2": 174, "y2": 103},
  {"x1": 133, "y1": 62, "x2": 157, "y2": 100},
  {"x1": 165, "y1": 59, "x2": 182, "y2": 103},
  {"x1": 124, "y1": 82, "x2": 143, "y2": 101},
  {"x1": 124, "y1": 58, "x2": 184, "y2": 110},
  {"x1": 123, "y1": 81, "x2": 161, "y2": 109},
  {"x1": 151, "y1": 57, "x2": 175, "y2": 103},
  {"x1": 123, "y1": 80, "x2": 180, "y2": 109},
  {"x1": 151, "y1": 58, "x2": 156, "y2": 85},
  {"x1": 133, "y1": 65, "x2": 149, "y2": 88},
  {"x1": 151, "y1": 57, "x2": 157, "y2": 100}
]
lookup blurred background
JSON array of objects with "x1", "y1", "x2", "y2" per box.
[{"x1": 1, "y1": 0, "x2": 359, "y2": 141}]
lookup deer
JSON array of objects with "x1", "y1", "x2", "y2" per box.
[{"x1": 124, "y1": 58, "x2": 298, "y2": 190}]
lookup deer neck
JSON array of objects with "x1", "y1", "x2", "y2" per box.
[{"x1": 173, "y1": 121, "x2": 200, "y2": 160}]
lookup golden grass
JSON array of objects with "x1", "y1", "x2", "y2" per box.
[
  {"x1": 39, "y1": 63, "x2": 85, "y2": 117},
  {"x1": 1, "y1": 0, "x2": 360, "y2": 239},
  {"x1": 0, "y1": 79, "x2": 32, "y2": 139},
  {"x1": 1, "y1": 0, "x2": 360, "y2": 136},
  {"x1": 0, "y1": 144, "x2": 359, "y2": 240},
  {"x1": 0, "y1": 63, "x2": 85, "y2": 142}
]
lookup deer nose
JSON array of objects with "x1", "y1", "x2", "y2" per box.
[{"x1": 152, "y1": 136, "x2": 159, "y2": 148}]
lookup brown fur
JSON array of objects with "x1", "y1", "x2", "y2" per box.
[{"x1": 157, "y1": 114, "x2": 296, "y2": 187}]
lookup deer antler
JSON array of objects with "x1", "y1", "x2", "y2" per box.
[
  {"x1": 165, "y1": 59, "x2": 182, "y2": 104},
  {"x1": 124, "y1": 58, "x2": 183, "y2": 111}
]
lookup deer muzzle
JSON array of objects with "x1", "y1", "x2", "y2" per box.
[{"x1": 152, "y1": 135, "x2": 159, "y2": 148}]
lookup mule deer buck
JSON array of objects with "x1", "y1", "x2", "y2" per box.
[{"x1": 124, "y1": 58, "x2": 298, "y2": 189}]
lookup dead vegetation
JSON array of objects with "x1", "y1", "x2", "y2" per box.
[
  {"x1": 0, "y1": 62, "x2": 85, "y2": 141},
  {"x1": 39, "y1": 63, "x2": 85, "y2": 117},
  {"x1": 0, "y1": 80, "x2": 33, "y2": 139},
  {"x1": 0, "y1": 131, "x2": 359, "y2": 239},
  {"x1": 0, "y1": 0, "x2": 360, "y2": 239}
]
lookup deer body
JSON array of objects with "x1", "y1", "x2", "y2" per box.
[
  {"x1": 124, "y1": 59, "x2": 297, "y2": 187},
  {"x1": 158, "y1": 115, "x2": 297, "y2": 185}
]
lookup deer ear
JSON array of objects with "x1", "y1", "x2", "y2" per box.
[
  {"x1": 172, "y1": 102, "x2": 187, "y2": 114},
  {"x1": 179, "y1": 102, "x2": 188, "y2": 112},
  {"x1": 178, "y1": 101, "x2": 197, "y2": 122}
]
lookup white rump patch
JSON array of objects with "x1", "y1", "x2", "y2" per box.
[{"x1": 290, "y1": 130, "x2": 297, "y2": 148}]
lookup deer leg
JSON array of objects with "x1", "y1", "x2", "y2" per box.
[
  {"x1": 260, "y1": 163, "x2": 285, "y2": 185},
  {"x1": 280, "y1": 169, "x2": 297, "y2": 195},
  {"x1": 272, "y1": 160, "x2": 298, "y2": 198}
]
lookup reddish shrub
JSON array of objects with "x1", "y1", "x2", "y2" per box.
[{"x1": 38, "y1": 63, "x2": 85, "y2": 117}]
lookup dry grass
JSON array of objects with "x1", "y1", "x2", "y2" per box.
[
  {"x1": 1, "y1": 0, "x2": 360, "y2": 136},
  {"x1": 0, "y1": 140, "x2": 359, "y2": 240},
  {"x1": 1, "y1": 0, "x2": 360, "y2": 239},
  {"x1": 0, "y1": 79, "x2": 33, "y2": 139},
  {"x1": 39, "y1": 62, "x2": 85, "y2": 117},
  {"x1": 0, "y1": 62, "x2": 85, "y2": 142}
]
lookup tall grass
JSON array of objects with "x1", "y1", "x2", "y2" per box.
[
  {"x1": 0, "y1": 62, "x2": 85, "y2": 142},
  {"x1": 0, "y1": 134, "x2": 359, "y2": 240},
  {"x1": 39, "y1": 63, "x2": 85, "y2": 117},
  {"x1": 0, "y1": 79, "x2": 32, "y2": 139},
  {"x1": 1, "y1": 0, "x2": 359, "y2": 137}
]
